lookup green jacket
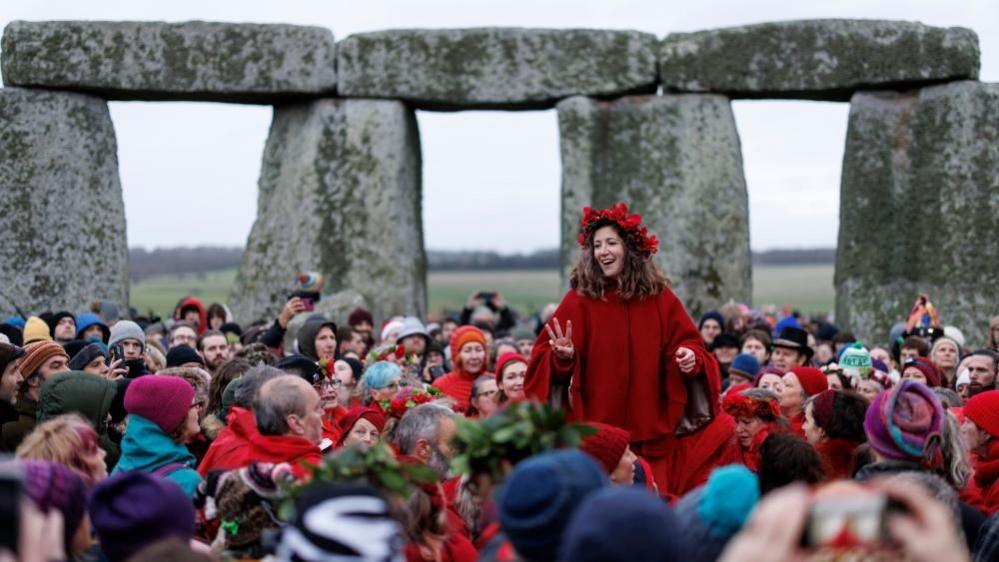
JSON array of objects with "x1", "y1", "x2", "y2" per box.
[
  {"x1": 37, "y1": 371, "x2": 120, "y2": 469},
  {"x1": 113, "y1": 414, "x2": 202, "y2": 498},
  {"x1": 0, "y1": 393, "x2": 36, "y2": 452}
]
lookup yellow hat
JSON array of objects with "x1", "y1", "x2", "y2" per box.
[{"x1": 22, "y1": 316, "x2": 52, "y2": 344}]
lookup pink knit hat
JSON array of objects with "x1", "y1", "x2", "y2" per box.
[{"x1": 124, "y1": 375, "x2": 194, "y2": 433}]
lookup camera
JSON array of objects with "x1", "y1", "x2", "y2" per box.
[{"x1": 802, "y1": 489, "x2": 906, "y2": 548}]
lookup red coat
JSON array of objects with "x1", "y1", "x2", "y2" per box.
[
  {"x1": 668, "y1": 412, "x2": 742, "y2": 495},
  {"x1": 972, "y1": 441, "x2": 999, "y2": 515},
  {"x1": 433, "y1": 369, "x2": 480, "y2": 410},
  {"x1": 197, "y1": 406, "x2": 258, "y2": 476},
  {"x1": 525, "y1": 286, "x2": 720, "y2": 494},
  {"x1": 816, "y1": 438, "x2": 860, "y2": 480},
  {"x1": 248, "y1": 434, "x2": 322, "y2": 479}
]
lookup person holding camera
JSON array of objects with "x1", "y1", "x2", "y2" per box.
[
  {"x1": 460, "y1": 291, "x2": 517, "y2": 336},
  {"x1": 108, "y1": 320, "x2": 147, "y2": 379}
]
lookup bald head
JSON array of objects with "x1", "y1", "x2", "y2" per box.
[{"x1": 254, "y1": 375, "x2": 320, "y2": 441}]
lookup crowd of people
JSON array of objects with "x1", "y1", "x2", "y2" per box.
[{"x1": 0, "y1": 202, "x2": 997, "y2": 562}]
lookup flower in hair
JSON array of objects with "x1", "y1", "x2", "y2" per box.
[
  {"x1": 578, "y1": 202, "x2": 660, "y2": 257},
  {"x1": 722, "y1": 392, "x2": 781, "y2": 421}
]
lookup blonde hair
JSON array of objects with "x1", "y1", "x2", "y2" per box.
[
  {"x1": 16, "y1": 414, "x2": 102, "y2": 484},
  {"x1": 570, "y1": 222, "x2": 668, "y2": 301}
]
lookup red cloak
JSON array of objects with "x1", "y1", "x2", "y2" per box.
[{"x1": 525, "y1": 286, "x2": 721, "y2": 494}]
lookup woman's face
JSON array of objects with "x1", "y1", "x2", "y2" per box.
[
  {"x1": 802, "y1": 403, "x2": 825, "y2": 446},
  {"x1": 932, "y1": 341, "x2": 959, "y2": 370},
  {"x1": 780, "y1": 373, "x2": 805, "y2": 415},
  {"x1": 83, "y1": 444, "x2": 108, "y2": 483},
  {"x1": 343, "y1": 418, "x2": 380, "y2": 450},
  {"x1": 856, "y1": 379, "x2": 883, "y2": 403},
  {"x1": 826, "y1": 374, "x2": 843, "y2": 392},
  {"x1": 371, "y1": 377, "x2": 401, "y2": 402},
  {"x1": 471, "y1": 379, "x2": 499, "y2": 417},
  {"x1": 459, "y1": 343, "x2": 486, "y2": 375},
  {"x1": 178, "y1": 399, "x2": 202, "y2": 443},
  {"x1": 901, "y1": 366, "x2": 927, "y2": 385},
  {"x1": 314, "y1": 327, "x2": 337, "y2": 361},
  {"x1": 741, "y1": 337, "x2": 768, "y2": 364},
  {"x1": 501, "y1": 361, "x2": 528, "y2": 400},
  {"x1": 701, "y1": 320, "x2": 722, "y2": 345},
  {"x1": 592, "y1": 225, "x2": 626, "y2": 279},
  {"x1": 609, "y1": 446, "x2": 638, "y2": 486},
  {"x1": 315, "y1": 378, "x2": 340, "y2": 409},
  {"x1": 757, "y1": 373, "x2": 784, "y2": 395},
  {"x1": 734, "y1": 416, "x2": 768, "y2": 449}
]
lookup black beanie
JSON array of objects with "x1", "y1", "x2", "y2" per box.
[{"x1": 165, "y1": 345, "x2": 205, "y2": 368}]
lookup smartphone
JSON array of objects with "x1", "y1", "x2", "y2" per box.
[
  {"x1": 429, "y1": 365, "x2": 445, "y2": 380},
  {"x1": 300, "y1": 296, "x2": 315, "y2": 312},
  {"x1": 0, "y1": 460, "x2": 23, "y2": 554},
  {"x1": 802, "y1": 490, "x2": 904, "y2": 548},
  {"x1": 109, "y1": 342, "x2": 125, "y2": 365},
  {"x1": 477, "y1": 291, "x2": 495, "y2": 301}
]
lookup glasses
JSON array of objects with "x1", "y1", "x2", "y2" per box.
[
  {"x1": 383, "y1": 381, "x2": 401, "y2": 391},
  {"x1": 314, "y1": 379, "x2": 342, "y2": 391},
  {"x1": 475, "y1": 389, "x2": 499, "y2": 399}
]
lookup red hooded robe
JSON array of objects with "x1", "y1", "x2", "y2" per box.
[{"x1": 525, "y1": 286, "x2": 721, "y2": 494}]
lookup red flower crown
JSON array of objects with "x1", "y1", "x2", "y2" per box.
[
  {"x1": 722, "y1": 392, "x2": 781, "y2": 421},
  {"x1": 577, "y1": 202, "x2": 659, "y2": 258},
  {"x1": 377, "y1": 386, "x2": 446, "y2": 419}
]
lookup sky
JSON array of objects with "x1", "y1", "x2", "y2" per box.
[{"x1": 2, "y1": 1, "x2": 996, "y2": 253}]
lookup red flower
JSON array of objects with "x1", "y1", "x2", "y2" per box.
[{"x1": 578, "y1": 202, "x2": 660, "y2": 258}]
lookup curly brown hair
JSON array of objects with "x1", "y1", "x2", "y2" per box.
[{"x1": 569, "y1": 222, "x2": 669, "y2": 301}]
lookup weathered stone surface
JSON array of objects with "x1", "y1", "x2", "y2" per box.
[
  {"x1": 837, "y1": 81, "x2": 999, "y2": 346},
  {"x1": 557, "y1": 95, "x2": 752, "y2": 317},
  {"x1": 337, "y1": 28, "x2": 657, "y2": 110},
  {"x1": 1, "y1": 20, "x2": 336, "y2": 103},
  {"x1": 0, "y1": 88, "x2": 128, "y2": 316},
  {"x1": 660, "y1": 20, "x2": 979, "y2": 101},
  {"x1": 230, "y1": 98, "x2": 425, "y2": 325}
]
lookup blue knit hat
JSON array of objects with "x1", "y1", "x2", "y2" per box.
[
  {"x1": 499, "y1": 450, "x2": 607, "y2": 562},
  {"x1": 362, "y1": 361, "x2": 402, "y2": 390},
  {"x1": 699, "y1": 311, "x2": 724, "y2": 330},
  {"x1": 729, "y1": 354, "x2": 760, "y2": 379},
  {"x1": 674, "y1": 465, "x2": 759, "y2": 562},
  {"x1": 561, "y1": 486, "x2": 685, "y2": 562},
  {"x1": 75, "y1": 313, "x2": 110, "y2": 343}
]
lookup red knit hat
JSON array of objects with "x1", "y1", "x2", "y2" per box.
[
  {"x1": 495, "y1": 352, "x2": 528, "y2": 384},
  {"x1": 18, "y1": 340, "x2": 69, "y2": 379},
  {"x1": 450, "y1": 326, "x2": 487, "y2": 363},
  {"x1": 964, "y1": 390, "x2": 999, "y2": 438},
  {"x1": 124, "y1": 375, "x2": 195, "y2": 434},
  {"x1": 336, "y1": 405, "x2": 387, "y2": 447},
  {"x1": 901, "y1": 358, "x2": 942, "y2": 387},
  {"x1": 786, "y1": 367, "x2": 828, "y2": 397},
  {"x1": 580, "y1": 422, "x2": 630, "y2": 474}
]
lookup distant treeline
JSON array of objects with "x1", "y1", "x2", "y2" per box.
[{"x1": 129, "y1": 246, "x2": 835, "y2": 280}]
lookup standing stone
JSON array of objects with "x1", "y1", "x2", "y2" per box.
[
  {"x1": 1, "y1": 21, "x2": 336, "y2": 103},
  {"x1": 230, "y1": 99, "x2": 425, "y2": 325},
  {"x1": 837, "y1": 81, "x2": 999, "y2": 345},
  {"x1": 0, "y1": 88, "x2": 128, "y2": 316},
  {"x1": 660, "y1": 20, "x2": 979, "y2": 101},
  {"x1": 337, "y1": 28, "x2": 657, "y2": 110},
  {"x1": 557, "y1": 95, "x2": 752, "y2": 317}
]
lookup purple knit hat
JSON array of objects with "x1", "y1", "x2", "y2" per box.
[
  {"x1": 864, "y1": 380, "x2": 945, "y2": 469},
  {"x1": 124, "y1": 375, "x2": 194, "y2": 433},
  {"x1": 88, "y1": 471, "x2": 195, "y2": 562},
  {"x1": 21, "y1": 460, "x2": 88, "y2": 552}
]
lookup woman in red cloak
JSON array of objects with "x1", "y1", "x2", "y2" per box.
[{"x1": 525, "y1": 203, "x2": 721, "y2": 494}]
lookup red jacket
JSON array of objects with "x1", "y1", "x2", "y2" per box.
[
  {"x1": 972, "y1": 441, "x2": 999, "y2": 515},
  {"x1": 248, "y1": 434, "x2": 322, "y2": 479},
  {"x1": 433, "y1": 370, "x2": 480, "y2": 411},
  {"x1": 816, "y1": 438, "x2": 860, "y2": 480},
  {"x1": 667, "y1": 411, "x2": 742, "y2": 495},
  {"x1": 525, "y1": 287, "x2": 720, "y2": 494},
  {"x1": 197, "y1": 406, "x2": 258, "y2": 476}
]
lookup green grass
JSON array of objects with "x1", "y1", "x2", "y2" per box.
[{"x1": 130, "y1": 265, "x2": 835, "y2": 319}]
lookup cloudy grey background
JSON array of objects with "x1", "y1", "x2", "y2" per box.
[{"x1": 3, "y1": 1, "x2": 996, "y2": 253}]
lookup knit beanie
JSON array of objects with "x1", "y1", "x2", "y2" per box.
[
  {"x1": 674, "y1": 465, "x2": 759, "y2": 562},
  {"x1": 450, "y1": 325, "x2": 487, "y2": 364},
  {"x1": 362, "y1": 361, "x2": 402, "y2": 390},
  {"x1": 380, "y1": 317, "x2": 404, "y2": 342},
  {"x1": 124, "y1": 375, "x2": 195, "y2": 434},
  {"x1": 0, "y1": 342, "x2": 25, "y2": 373},
  {"x1": 276, "y1": 483, "x2": 403, "y2": 562},
  {"x1": 67, "y1": 342, "x2": 108, "y2": 371},
  {"x1": 699, "y1": 310, "x2": 724, "y2": 330},
  {"x1": 495, "y1": 351, "x2": 528, "y2": 383},
  {"x1": 964, "y1": 391, "x2": 999, "y2": 438},
  {"x1": 336, "y1": 405, "x2": 388, "y2": 447},
  {"x1": 840, "y1": 343, "x2": 873, "y2": 378},
  {"x1": 348, "y1": 307, "x2": 374, "y2": 328},
  {"x1": 88, "y1": 471, "x2": 195, "y2": 562},
  {"x1": 499, "y1": 450, "x2": 608, "y2": 562},
  {"x1": 562, "y1": 486, "x2": 685, "y2": 562},
  {"x1": 786, "y1": 367, "x2": 828, "y2": 397},
  {"x1": 580, "y1": 423, "x2": 631, "y2": 474},
  {"x1": 22, "y1": 316, "x2": 52, "y2": 344},
  {"x1": 165, "y1": 345, "x2": 205, "y2": 368},
  {"x1": 108, "y1": 320, "x2": 145, "y2": 347},
  {"x1": 864, "y1": 380, "x2": 944, "y2": 468},
  {"x1": 729, "y1": 354, "x2": 760, "y2": 379},
  {"x1": 21, "y1": 460, "x2": 88, "y2": 552},
  {"x1": 74, "y1": 313, "x2": 109, "y2": 343},
  {"x1": 902, "y1": 358, "x2": 942, "y2": 387},
  {"x1": 752, "y1": 365, "x2": 786, "y2": 387},
  {"x1": 19, "y1": 340, "x2": 70, "y2": 378}
]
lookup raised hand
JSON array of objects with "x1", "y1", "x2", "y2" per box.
[
  {"x1": 545, "y1": 317, "x2": 574, "y2": 361},
  {"x1": 675, "y1": 346, "x2": 696, "y2": 374}
]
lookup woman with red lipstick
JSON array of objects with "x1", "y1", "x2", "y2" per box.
[{"x1": 525, "y1": 202, "x2": 721, "y2": 494}]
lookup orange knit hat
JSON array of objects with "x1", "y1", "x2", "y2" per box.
[{"x1": 450, "y1": 325, "x2": 487, "y2": 363}]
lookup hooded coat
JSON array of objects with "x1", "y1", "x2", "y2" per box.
[
  {"x1": 113, "y1": 415, "x2": 202, "y2": 497},
  {"x1": 296, "y1": 319, "x2": 337, "y2": 361},
  {"x1": 197, "y1": 406, "x2": 259, "y2": 476},
  {"x1": 0, "y1": 393, "x2": 36, "y2": 452},
  {"x1": 37, "y1": 371, "x2": 120, "y2": 469},
  {"x1": 173, "y1": 296, "x2": 207, "y2": 336}
]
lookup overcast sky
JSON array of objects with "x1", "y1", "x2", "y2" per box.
[{"x1": 3, "y1": 1, "x2": 996, "y2": 253}]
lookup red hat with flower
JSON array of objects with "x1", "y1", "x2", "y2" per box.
[{"x1": 577, "y1": 202, "x2": 659, "y2": 258}]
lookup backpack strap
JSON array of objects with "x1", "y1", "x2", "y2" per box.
[{"x1": 152, "y1": 462, "x2": 186, "y2": 478}]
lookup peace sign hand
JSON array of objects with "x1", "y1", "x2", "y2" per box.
[{"x1": 545, "y1": 317, "x2": 574, "y2": 361}]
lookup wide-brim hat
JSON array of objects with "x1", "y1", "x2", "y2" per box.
[{"x1": 772, "y1": 327, "x2": 813, "y2": 361}]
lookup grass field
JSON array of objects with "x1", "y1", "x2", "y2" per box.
[{"x1": 131, "y1": 265, "x2": 834, "y2": 319}]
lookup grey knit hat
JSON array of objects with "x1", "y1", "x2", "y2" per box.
[{"x1": 108, "y1": 320, "x2": 145, "y2": 347}]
